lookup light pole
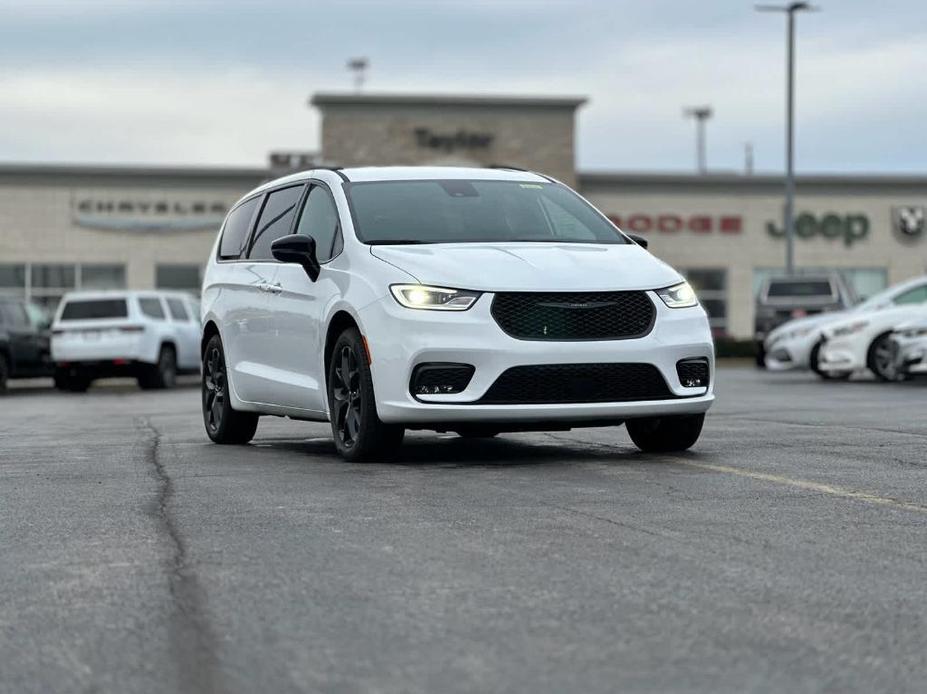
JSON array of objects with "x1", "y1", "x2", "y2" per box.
[
  {"x1": 756, "y1": 2, "x2": 818, "y2": 276},
  {"x1": 683, "y1": 106, "x2": 712, "y2": 174},
  {"x1": 346, "y1": 57, "x2": 369, "y2": 92}
]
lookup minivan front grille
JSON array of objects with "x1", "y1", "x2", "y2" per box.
[
  {"x1": 477, "y1": 363, "x2": 674, "y2": 404},
  {"x1": 491, "y1": 291, "x2": 655, "y2": 340}
]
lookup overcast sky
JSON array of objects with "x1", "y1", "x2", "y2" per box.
[{"x1": 1, "y1": 0, "x2": 925, "y2": 174}]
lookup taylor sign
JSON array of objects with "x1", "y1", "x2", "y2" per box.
[{"x1": 73, "y1": 195, "x2": 233, "y2": 232}]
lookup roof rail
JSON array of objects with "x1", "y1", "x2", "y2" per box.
[
  {"x1": 487, "y1": 164, "x2": 528, "y2": 172},
  {"x1": 310, "y1": 166, "x2": 350, "y2": 182}
]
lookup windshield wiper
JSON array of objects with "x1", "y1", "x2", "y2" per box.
[{"x1": 366, "y1": 239, "x2": 433, "y2": 245}]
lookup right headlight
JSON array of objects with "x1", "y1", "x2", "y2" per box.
[
  {"x1": 655, "y1": 281, "x2": 698, "y2": 309},
  {"x1": 389, "y1": 284, "x2": 482, "y2": 311}
]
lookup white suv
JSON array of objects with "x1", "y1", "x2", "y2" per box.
[
  {"x1": 201, "y1": 167, "x2": 715, "y2": 460},
  {"x1": 51, "y1": 290, "x2": 201, "y2": 391}
]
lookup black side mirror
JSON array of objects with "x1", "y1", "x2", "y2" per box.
[
  {"x1": 272, "y1": 234, "x2": 321, "y2": 281},
  {"x1": 628, "y1": 234, "x2": 648, "y2": 249}
]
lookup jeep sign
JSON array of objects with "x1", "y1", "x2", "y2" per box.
[{"x1": 766, "y1": 213, "x2": 870, "y2": 247}]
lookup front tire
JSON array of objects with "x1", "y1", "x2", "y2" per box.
[
  {"x1": 867, "y1": 332, "x2": 905, "y2": 382},
  {"x1": 0, "y1": 353, "x2": 8, "y2": 393},
  {"x1": 328, "y1": 327, "x2": 404, "y2": 461},
  {"x1": 202, "y1": 335, "x2": 258, "y2": 444},
  {"x1": 626, "y1": 413, "x2": 705, "y2": 453}
]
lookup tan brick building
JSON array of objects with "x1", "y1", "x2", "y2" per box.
[{"x1": 2, "y1": 92, "x2": 926, "y2": 338}]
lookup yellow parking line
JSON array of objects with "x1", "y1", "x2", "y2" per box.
[{"x1": 679, "y1": 460, "x2": 927, "y2": 515}]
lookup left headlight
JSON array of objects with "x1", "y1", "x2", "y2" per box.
[
  {"x1": 655, "y1": 281, "x2": 698, "y2": 309},
  {"x1": 390, "y1": 284, "x2": 482, "y2": 311}
]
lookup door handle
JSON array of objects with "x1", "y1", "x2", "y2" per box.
[{"x1": 259, "y1": 282, "x2": 282, "y2": 295}]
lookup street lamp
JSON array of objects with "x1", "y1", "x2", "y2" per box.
[
  {"x1": 756, "y1": 1, "x2": 819, "y2": 276},
  {"x1": 683, "y1": 106, "x2": 712, "y2": 174}
]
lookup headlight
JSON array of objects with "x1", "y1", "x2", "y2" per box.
[
  {"x1": 389, "y1": 284, "x2": 481, "y2": 311},
  {"x1": 831, "y1": 320, "x2": 869, "y2": 337},
  {"x1": 656, "y1": 281, "x2": 698, "y2": 309},
  {"x1": 788, "y1": 326, "x2": 815, "y2": 340}
]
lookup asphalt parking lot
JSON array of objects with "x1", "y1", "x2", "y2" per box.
[{"x1": 2, "y1": 367, "x2": 927, "y2": 694}]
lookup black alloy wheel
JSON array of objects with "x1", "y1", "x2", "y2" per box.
[
  {"x1": 868, "y1": 332, "x2": 905, "y2": 382},
  {"x1": 327, "y1": 327, "x2": 404, "y2": 461},
  {"x1": 202, "y1": 335, "x2": 258, "y2": 444}
]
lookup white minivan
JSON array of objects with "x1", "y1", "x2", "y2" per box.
[
  {"x1": 51, "y1": 290, "x2": 200, "y2": 391},
  {"x1": 201, "y1": 167, "x2": 715, "y2": 460}
]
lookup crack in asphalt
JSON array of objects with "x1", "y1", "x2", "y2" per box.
[{"x1": 137, "y1": 417, "x2": 225, "y2": 694}]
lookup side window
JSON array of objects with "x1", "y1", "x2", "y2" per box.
[
  {"x1": 165, "y1": 298, "x2": 190, "y2": 321},
  {"x1": 218, "y1": 197, "x2": 261, "y2": 260},
  {"x1": 294, "y1": 186, "x2": 341, "y2": 263},
  {"x1": 893, "y1": 285, "x2": 927, "y2": 305},
  {"x1": 139, "y1": 297, "x2": 166, "y2": 320},
  {"x1": 247, "y1": 185, "x2": 305, "y2": 261}
]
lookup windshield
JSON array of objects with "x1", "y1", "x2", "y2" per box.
[
  {"x1": 59, "y1": 299, "x2": 128, "y2": 321},
  {"x1": 345, "y1": 179, "x2": 628, "y2": 245},
  {"x1": 766, "y1": 279, "x2": 835, "y2": 299}
]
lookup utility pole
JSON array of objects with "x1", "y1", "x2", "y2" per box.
[
  {"x1": 683, "y1": 106, "x2": 712, "y2": 174},
  {"x1": 346, "y1": 57, "x2": 369, "y2": 93},
  {"x1": 756, "y1": 2, "x2": 818, "y2": 276},
  {"x1": 745, "y1": 142, "x2": 754, "y2": 175}
]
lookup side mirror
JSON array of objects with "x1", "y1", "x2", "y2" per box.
[
  {"x1": 628, "y1": 234, "x2": 648, "y2": 249},
  {"x1": 272, "y1": 234, "x2": 321, "y2": 281}
]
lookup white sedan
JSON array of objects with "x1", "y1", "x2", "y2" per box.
[
  {"x1": 764, "y1": 275, "x2": 927, "y2": 378},
  {"x1": 891, "y1": 312, "x2": 927, "y2": 377},
  {"x1": 818, "y1": 302, "x2": 927, "y2": 381}
]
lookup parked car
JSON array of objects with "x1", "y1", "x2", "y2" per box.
[
  {"x1": 818, "y1": 284, "x2": 927, "y2": 381},
  {"x1": 200, "y1": 166, "x2": 715, "y2": 461},
  {"x1": 0, "y1": 298, "x2": 52, "y2": 391},
  {"x1": 51, "y1": 290, "x2": 200, "y2": 392},
  {"x1": 891, "y1": 311, "x2": 927, "y2": 378},
  {"x1": 754, "y1": 273, "x2": 856, "y2": 367},
  {"x1": 764, "y1": 275, "x2": 927, "y2": 378}
]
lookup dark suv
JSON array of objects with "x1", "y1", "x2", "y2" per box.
[
  {"x1": 0, "y1": 298, "x2": 53, "y2": 391},
  {"x1": 754, "y1": 273, "x2": 857, "y2": 366}
]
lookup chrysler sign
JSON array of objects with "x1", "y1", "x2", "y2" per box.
[{"x1": 72, "y1": 195, "x2": 233, "y2": 232}]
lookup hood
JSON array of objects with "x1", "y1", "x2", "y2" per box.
[{"x1": 369, "y1": 243, "x2": 682, "y2": 292}]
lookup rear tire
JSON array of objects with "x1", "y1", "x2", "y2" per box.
[
  {"x1": 54, "y1": 367, "x2": 90, "y2": 393},
  {"x1": 0, "y1": 353, "x2": 8, "y2": 393},
  {"x1": 810, "y1": 341, "x2": 851, "y2": 381},
  {"x1": 202, "y1": 335, "x2": 258, "y2": 444},
  {"x1": 867, "y1": 332, "x2": 905, "y2": 382},
  {"x1": 754, "y1": 341, "x2": 766, "y2": 368},
  {"x1": 139, "y1": 345, "x2": 177, "y2": 390},
  {"x1": 327, "y1": 327, "x2": 404, "y2": 462},
  {"x1": 626, "y1": 413, "x2": 705, "y2": 453}
]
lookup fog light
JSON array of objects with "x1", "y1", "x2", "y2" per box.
[
  {"x1": 676, "y1": 358, "x2": 710, "y2": 388},
  {"x1": 410, "y1": 363, "x2": 475, "y2": 398}
]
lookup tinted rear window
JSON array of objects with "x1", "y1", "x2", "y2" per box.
[
  {"x1": 60, "y1": 299, "x2": 128, "y2": 320},
  {"x1": 766, "y1": 280, "x2": 834, "y2": 298}
]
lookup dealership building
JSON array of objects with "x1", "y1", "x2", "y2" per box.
[{"x1": 1, "y1": 92, "x2": 925, "y2": 338}]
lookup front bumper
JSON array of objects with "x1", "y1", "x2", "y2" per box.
[
  {"x1": 358, "y1": 292, "x2": 715, "y2": 425},
  {"x1": 817, "y1": 337, "x2": 864, "y2": 372},
  {"x1": 764, "y1": 333, "x2": 819, "y2": 371}
]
